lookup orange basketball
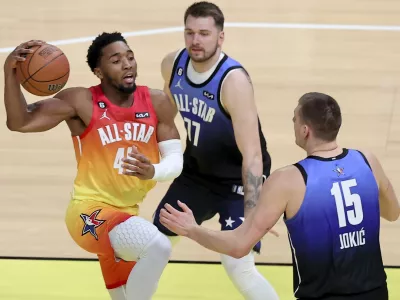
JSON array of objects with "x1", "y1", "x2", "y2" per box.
[{"x1": 16, "y1": 43, "x2": 70, "y2": 96}]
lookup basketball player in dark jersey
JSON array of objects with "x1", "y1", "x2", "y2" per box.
[
  {"x1": 4, "y1": 33, "x2": 184, "y2": 300},
  {"x1": 152, "y1": 2, "x2": 278, "y2": 299},
  {"x1": 160, "y1": 92, "x2": 400, "y2": 300}
]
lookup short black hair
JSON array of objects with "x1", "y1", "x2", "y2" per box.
[
  {"x1": 184, "y1": 1, "x2": 225, "y2": 30},
  {"x1": 86, "y1": 32, "x2": 127, "y2": 72},
  {"x1": 298, "y1": 92, "x2": 342, "y2": 142}
]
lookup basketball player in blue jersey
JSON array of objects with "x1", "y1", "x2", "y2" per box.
[
  {"x1": 160, "y1": 92, "x2": 400, "y2": 300},
  {"x1": 152, "y1": 1, "x2": 279, "y2": 299}
]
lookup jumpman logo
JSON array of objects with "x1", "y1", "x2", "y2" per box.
[
  {"x1": 175, "y1": 79, "x2": 184, "y2": 90},
  {"x1": 100, "y1": 109, "x2": 110, "y2": 120}
]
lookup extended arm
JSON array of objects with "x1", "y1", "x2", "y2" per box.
[
  {"x1": 4, "y1": 41, "x2": 77, "y2": 132},
  {"x1": 221, "y1": 69, "x2": 263, "y2": 217},
  {"x1": 160, "y1": 166, "x2": 297, "y2": 258}
]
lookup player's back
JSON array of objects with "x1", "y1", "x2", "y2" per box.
[
  {"x1": 71, "y1": 84, "x2": 160, "y2": 209},
  {"x1": 285, "y1": 148, "x2": 387, "y2": 299},
  {"x1": 168, "y1": 49, "x2": 271, "y2": 185}
]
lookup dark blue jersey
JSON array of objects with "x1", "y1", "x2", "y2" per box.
[
  {"x1": 169, "y1": 49, "x2": 271, "y2": 187},
  {"x1": 285, "y1": 148, "x2": 386, "y2": 299}
]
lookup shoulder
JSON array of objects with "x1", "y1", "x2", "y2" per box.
[
  {"x1": 55, "y1": 87, "x2": 92, "y2": 104},
  {"x1": 149, "y1": 88, "x2": 176, "y2": 121},
  {"x1": 221, "y1": 67, "x2": 252, "y2": 92},
  {"x1": 161, "y1": 49, "x2": 184, "y2": 81},
  {"x1": 266, "y1": 165, "x2": 305, "y2": 191}
]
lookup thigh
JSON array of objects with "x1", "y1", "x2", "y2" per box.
[
  {"x1": 153, "y1": 175, "x2": 217, "y2": 235},
  {"x1": 65, "y1": 199, "x2": 133, "y2": 256},
  {"x1": 98, "y1": 254, "x2": 135, "y2": 290},
  {"x1": 216, "y1": 195, "x2": 262, "y2": 253}
]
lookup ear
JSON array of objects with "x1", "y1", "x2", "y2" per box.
[
  {"x1": 303, "y1": 124, "x2": 310, "y2": 138},
  {"x1": 219, "y1": 30, "x2": 225, "y2": 44},
  {"x1": 94, "y1": 68, "x2": 103, "y2": 80}
]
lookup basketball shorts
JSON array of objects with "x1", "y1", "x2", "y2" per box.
[
  {"x1": 153, "y1": 174, "x2": 262, "y2": 253},
  {"x1": 297, "y1": 284, "x2": 388, "y2": 300},
  {"x1": 65, "y1": 199, "x2": 139, "y2": 289}
]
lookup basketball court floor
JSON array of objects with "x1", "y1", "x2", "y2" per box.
[{"x1": 1, "y1": 0, "x2": 400, "y2": 299}]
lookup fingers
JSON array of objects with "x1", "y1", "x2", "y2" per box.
[
  {"x1": 164, "y1": 203, "x2": 182, "y2": 216},
  {"x1": 177, "y1": 200, "x2": 192, "y2": 213},
  {"x1": 127, "y1": 147, "x2": 150, "y2": 164}
]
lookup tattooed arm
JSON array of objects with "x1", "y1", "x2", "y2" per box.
[{"x1": 221, "y1": 69, "x2": 264, "y2": 217}]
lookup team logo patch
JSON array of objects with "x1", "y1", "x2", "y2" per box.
[
  {"x1": 203, "y1": 90, "x2": 214, "y2": 100},
  {"x1": 333, "y1": 165, "x2": 345, "y2": 176},
  {"x1": 80, "y1": 209, "x2": 106, "y2": 240},
  {"x1": 135, "y1": 112, "x2": 150, "y2": 119},
  {"x1": 98, "y1": 101, "x2": 107, "y2": 109}
]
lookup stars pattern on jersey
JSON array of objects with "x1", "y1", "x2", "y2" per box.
[
  {"x1": 80, "y1": 209, "x2": 106, "y2": 240},
  {"x1": 224, "y1": 217, "x2": 245, "y2": 228}
]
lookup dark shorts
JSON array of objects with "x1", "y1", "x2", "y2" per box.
[
  {"x1": 153, "y1": 173, "x2": 262, "y2": 253},
  {"x1": 297, "y1": 284, "x2": 388, "y2": 300}
]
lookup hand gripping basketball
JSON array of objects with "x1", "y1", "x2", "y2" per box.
[{"x1": 4, "y1": 40, "x2": 45, "y2": 69}]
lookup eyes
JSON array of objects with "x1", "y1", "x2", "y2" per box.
[
  {"x1": 111, "y1": 56, "x2": 135, "y2": 64},
  {"x1": 185, "y1": 31, "x2": 211, "y2": 37}
]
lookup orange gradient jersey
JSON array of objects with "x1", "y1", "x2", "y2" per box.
[{"x1": 71, "y1": 85, "x2": 160, "y2": 208}]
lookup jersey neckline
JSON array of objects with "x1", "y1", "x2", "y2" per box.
[
  {"x1": 306, "y1": 148, "x2": 349, "y2": 161},
  {"x1": 97, "y1": 84, "x2": 136, "y2": 110}
]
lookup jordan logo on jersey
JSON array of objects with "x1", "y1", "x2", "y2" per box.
[
  {"x1": 175, "y1": 79, "x2": 184, "y2": 90},
  {"x1": 97, "y1": 123, "x2": 155, "y2": 146},
  {"x1": 100, "y1": 109, "x2": 110, "y2": 120},
  {"x1": 80, "y1": 209, "x2": 105, "y2": 240}
]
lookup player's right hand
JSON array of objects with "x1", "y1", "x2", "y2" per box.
[
  {"x1": 160, "y1": 200, "x2": 198, "y2": 237},
  {"x1": 4, "y1": 40, "x2": 45, "y2": 70}
]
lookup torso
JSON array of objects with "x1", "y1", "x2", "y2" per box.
[
  {"x1": 168, "y1": 49, "x2": 271, "y2": 190},
  {"x1": 285, "y1": 148, "x2": 386, "y2": 298},
  {"x1": 68, "y1": 84, "x2": 160, "y2": 209}
]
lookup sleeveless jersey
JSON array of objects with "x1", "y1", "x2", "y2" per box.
[
  {"x1": 285, "y1": 149, "x2": 386, "y2": 299},
  {"x1": 71, "y1": 85, "x2": 160, "y2": 209},
  {"x1": 169, "y1": 49, "x2": 271, "y2": 185}
]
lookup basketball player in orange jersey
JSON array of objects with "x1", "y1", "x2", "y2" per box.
[{"x1": 3, "y1": 33, "x2": 183, "y2": 300}]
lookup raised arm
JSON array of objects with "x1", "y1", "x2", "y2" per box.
[
  {"x1": 4, "y1": 40, "x2": 77, "y2": 133},
  {"x1": 362, "y1": 149, "x2": 400, "y2": 221},
  {"x1": 221, "y1": 69, "x2": 263, "y2": 217}
]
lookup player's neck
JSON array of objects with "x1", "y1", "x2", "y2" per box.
[
  {"x1": 306, "y1": 140, "x2": 341, "y2": 158},
  {"x1": 191, "y1": 48, "x2": 222, "y2": 73},
  {"x1": 101, "y1": 83, "x2": 134, "y2": 107}
]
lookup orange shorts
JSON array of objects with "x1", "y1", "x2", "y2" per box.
[{"x1": 65, "y1": 199, "x2": 139, "y2": 289}]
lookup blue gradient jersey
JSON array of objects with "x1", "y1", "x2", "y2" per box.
[
  {"x1": 168, "y1": 49, "x2": 271, "y2": 191},
  {"x1": 285, "y1": 148, "x2": 386, "y2": 299}
]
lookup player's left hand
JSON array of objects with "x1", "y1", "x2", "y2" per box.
[
  {"x1": 160, "y1": 200, "x2": 198, "y2": 237},
  {"x1": 121, "y1": 146, "x2": 155, "y2": 180}
]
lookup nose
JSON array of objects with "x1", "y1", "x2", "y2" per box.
[
  {"x1": 122, "y1": 57, "x2": 133, "y2": 70},
  {"x1": 192, "y1": 33, "x2": 201, "y2": 45}
]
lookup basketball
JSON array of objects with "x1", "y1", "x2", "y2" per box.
[{"x1": 16, "y1": 43, "x2": 70, "y2": 96}]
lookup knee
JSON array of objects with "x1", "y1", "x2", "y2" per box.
[
  {"x1": 147, "y1": 231, "x2": 172, "y2": 260},
  {"x1": 220, "y1": 252, "x2": 255, "y2": 276},
  {"x1": 109, "y1": 217, "x2": 171, "y2": 261}
]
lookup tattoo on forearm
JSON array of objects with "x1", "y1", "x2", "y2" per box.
[
  {"x1": 27, "y1": 102, "x2": 40, "y2": 112},
  {"x1": 244, "y1": 170, "x2": 263, "y2": 212}
]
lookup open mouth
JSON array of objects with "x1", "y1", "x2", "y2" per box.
[{"x1": 123, "y1": 73, "x2": 135, "y2": 84}]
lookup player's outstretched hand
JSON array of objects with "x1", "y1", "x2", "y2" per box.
[
  {"x1": 121, "y1": 146, "x2": 155, "y2": 180},
  {"x1": 4, "y1": 40, "x2": 45, "y2": 70},
  {"x1": 160, "y1": 200, "x2": 197, "y2": 237}
]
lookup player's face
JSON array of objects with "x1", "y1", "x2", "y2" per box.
[
  {"x1": 98, "y1": 41, "x2": 137, "y2": 94},
  {"x1": 184, "y1": 15, "x2": 224, "y2": 63},
  {"x1": 293, "y1": 105, "x2": 310, "y2": 149}
]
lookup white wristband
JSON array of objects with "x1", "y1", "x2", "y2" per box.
[{"x1": 152, "y1": 139, "x2": 183, "y2": 182}]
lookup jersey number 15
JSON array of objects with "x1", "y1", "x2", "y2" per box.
[{"x1": 331, "y1": 179, "x2": 364, "y2": 228}]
